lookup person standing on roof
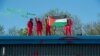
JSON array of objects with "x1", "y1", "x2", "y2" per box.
[
  {"x1": 65, "y1": 18, "x2": 72, "y2": 36},
  {"x1": 45, "y1": 16, "x2": 51, "y2": 36},
  {"x1": 27, "y1": 18, "x2": 33, "y2": 36},
  {"x1": 35, "y1": 18, "x2": 43, "y2": 36}
]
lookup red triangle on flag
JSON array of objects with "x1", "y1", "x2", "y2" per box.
[{"x1": 48, "y1": 16, "x2": 55, "y2": 26}]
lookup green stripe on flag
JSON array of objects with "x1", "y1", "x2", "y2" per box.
[{"x1": 52, "y1": 22, "x2": 67, "y2": 27}]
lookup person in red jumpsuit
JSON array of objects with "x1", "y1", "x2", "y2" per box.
[
  {"x1": 65, "y1": 18, "x2": 72, "y2": 36},
  {"x1": 27, "y1": 18, "x2": 33, "y2": 36},
  {"x1": 45, "y1": 18, "x2": 51, "y2": 36},
  {"x1": 35, "y1": 18, "x2": 43, "y2": 36}
]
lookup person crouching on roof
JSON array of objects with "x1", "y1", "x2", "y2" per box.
[
  {"x1": 27, "y1": 18, "x2": 33, "y2": 36},
  {"x1": 35, "y1": 18, "x2": 43, "y2": 36},
  {"x1": 65, "y1": 18, "x2": 72, "y2": 36},
  {"x1": 45, "y1": 17, "x2": 51, "y2": 36}
]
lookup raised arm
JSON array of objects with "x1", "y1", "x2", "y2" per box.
[
  {"x1": 35, "y1": 17, "x2": 38, "y2": 22},
  {"x1": 45, "y1": 18, "x2": 47, "y2": 23}
]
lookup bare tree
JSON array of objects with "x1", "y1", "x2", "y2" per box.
[
  {"x1": 83, "y1": 21, "x2": 100, "y2": 35},
  {"x1": 8, "y1": 27, "x2": 19, "y2": 36},
  {"x1": 71, "y1": 16, "x2": 82, "y2": 35},
  {"x1": 0, "y1": 25, "x2": 5, "y2": 35}
]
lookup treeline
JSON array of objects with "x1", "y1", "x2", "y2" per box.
[
  {"x1": 83, "y1": 20, "x2": 100, "y2": 35},
  {"x1": 0, "y1": 9, "x2": 100, "y2": 36}
]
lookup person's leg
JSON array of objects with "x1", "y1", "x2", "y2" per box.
[
  {"x1": 30, "y1": 30, "x2": 32, "y2": 36},
  {"x1": 65, "y1": 30, "x2": 68, "y2": 36},
  {"x1": 46, "y1": 30, "x2": 48, "y2": 36},
  {"x1": 27, "y1": 28, "x2": 32, "y2": 36},
  {"x1": 40, "y1": 30, "x2": 42, "y2": 36},
  {"x1": 29, "y1": 28, "x2": 33, "y2": 36},
  {"x1": 64, "y1": 26, "x2": 67, "y2": 36},
  {"x1": 48, "y1": 29, "x2": 51, "y2": 35},
  {"x1": 36, "y1": 27, "x2": 39, "y2": 36},
  {"x1": 46, "y1": 28, "x2": 49, "y2": 36},
  {"x1": 38, "y1": 31, "x2": 40, "y2": 36},
  {"x1": 27, "y1": 28, "x2": 29, "y2": 36},
  {"x1": 46, "y1": 28, "x2": 51, "y2": 36},
  {"x1": 37, "y1": 30, "x2": 41, "y2": 36},
  {"x1": 68, "y1": 26, "x2": 72, "y2": 36},
  {"x1": 66, "y1": 26, "x2": 70, "y2": 36},
  {"x1": 37, "y1": 30, "x2": 39, "y2": 36},
  {"x1": 65, "y1": 26, "x2": 68, "y2": 36},
  {"x1": 64, "y1": 31, "x2": 66, "y2": 36},
  {"x1": 29, "y1": 32, "x2": 31, "y2": 36},
  {"x1": 69, "y1": 26, "x2": 72, "y2": 36}
]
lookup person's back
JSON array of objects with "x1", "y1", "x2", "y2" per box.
[
  {"x1": 36, "y1": 20, "x2": 42, "y2": 31},
  {"x1": 28, "y1": 20, "x2": 33, "y2": 28},
  {"x1": 65, "y1": 19, "x2": 72, "y2": 36},
  {"x1": 35, "y1": 18, "x2": 43, "y2": 36},
  {"x1": 27, "y1": 18, "x2": 33, "y2": 36}
]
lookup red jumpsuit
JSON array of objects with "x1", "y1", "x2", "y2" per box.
[
  {"x1": 65, "y1": 19, "x2": 72, "y2": 36},
  {"x1": 45, "y1": 19, "x2": 51, "y2": 36},
  {"x1": 35, "y1": 19, "x2": 43, "y2": 36},
  {"x1": 27, "y1": 20, "x2": 33, "y2": 36}
]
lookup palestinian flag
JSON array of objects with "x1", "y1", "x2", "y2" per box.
[{"x1": 48, "y1": 16, "x2": 67, "y2": 27}]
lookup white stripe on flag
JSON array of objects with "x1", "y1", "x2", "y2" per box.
[{"x1": 55, "y1": 18, "x2": 67, "y2": 22}]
